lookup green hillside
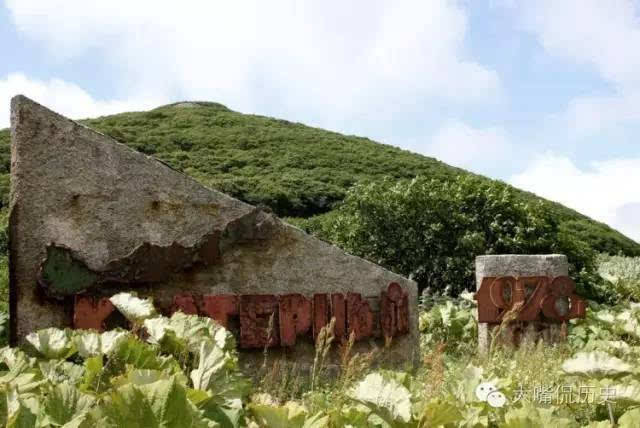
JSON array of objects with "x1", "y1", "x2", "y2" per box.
[{"x1": 0, "y1": 100, "x2": 637, "y2": 257}]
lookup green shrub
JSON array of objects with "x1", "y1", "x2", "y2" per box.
[
  {"x1": 597, "y1": 254, "x2": 640, "y2": 302},
  {"x1": 418, "y1": 291, "x2": 477, "y2": 356},
  {"x1": 303, "y1": 175, "x2": 603, "y2": 298}
]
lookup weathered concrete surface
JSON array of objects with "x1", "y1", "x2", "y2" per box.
[
  {"x1": 475, "y1": 255, "x2": 569, "y2": 352},
  {"x1": 9, "y1": 96, "x2": 418, "y2": 365}
]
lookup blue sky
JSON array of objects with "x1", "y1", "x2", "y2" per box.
[{"x1": 1, "y1": 0, "x2": 638, "y2": 242}]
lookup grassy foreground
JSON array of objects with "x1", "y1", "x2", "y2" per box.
[{"x1": 0, "y1": 257, "x2": 637, "y2": 426}]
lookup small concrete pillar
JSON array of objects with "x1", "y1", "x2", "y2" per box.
[{"x1": 475, "y1": 254, "x2": 569, "y2": 353}]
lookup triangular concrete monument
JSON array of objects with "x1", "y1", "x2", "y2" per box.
[{"x1": 9, "y1": 96, "x2": 417, "y2": 364}]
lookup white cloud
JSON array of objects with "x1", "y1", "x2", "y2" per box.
[
  {"x1": 510, "y1": 153, "x2": 640, "y2": 243},
  {"x1": 564, "y1": 92, "x2": 640, "y2": 138},
  {"x1": 425, "y1": 121, "x2": 513, "y2": 174},
  {"x1": 515, "y1": 0, "x2": 640, "y2": 137},
  {"x1": 4, "y1": 0, "x2": 500, "y2": 128},
  {"x1": 521, "y1": 0, "x2": 640, "y2": 87},
  {"x1": 0, "y1": 73, "x2": 165, "y2": 128}
]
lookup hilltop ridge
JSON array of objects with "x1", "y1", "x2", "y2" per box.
[{"x1": 0, "y1": 101, "x2": 637, "y2": 256}]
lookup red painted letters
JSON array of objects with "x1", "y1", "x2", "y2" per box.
[
  {"x1": 72, "y1": 283, "x2": 412, "y2": 347},
  {"x1": 475, "y1": 275, "x2": 586, "y2": 323}
]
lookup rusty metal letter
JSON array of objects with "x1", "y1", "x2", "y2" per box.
[
  {"x1": 476, "y1": 275, "x2": 586, "y2": 323},
  {"x1": 172, "y1": 293, "x2": 199, "y2": 315},
  {"x1": 73, "y1": 296, "x2": 115, "y2": 331},
  {"x1": 201, "y1": 295, "x2": 238, "y2": 328},
  {"x1": 380, "y1": 282, "x2": 409, "y2": 338},
  {"x1": 331, "y1": 293, "x2": 347, "y2": 342},
  {"x1": 313, "y1": 294, "x2": 330, "y2": 341},
  {"x1": 279, "y1": 294, "x2": 312, "y2": 347},
  {"x1": 346, "y1": 292, "x2": 374, "y2": 341},
  {"x1": 239, "y1": 295, "x2": 279, "y2": 348}
]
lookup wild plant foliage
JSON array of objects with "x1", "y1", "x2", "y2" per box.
[
  {"x1": 597, "y1": 254, "x2": 640, "y2": 302},
  {"x1": 2, "y1": 281, "x2": 640, "y2": 426}
]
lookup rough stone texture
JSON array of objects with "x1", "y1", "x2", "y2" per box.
[
  {"x1": 475, "y1": 255, "x2": 569, "y2": 352},
  {"x1": 9, "y1": 96, "x2": 418, "y2": 366}
]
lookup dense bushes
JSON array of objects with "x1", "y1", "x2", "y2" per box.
[
  {"x1": 300, "y1": 176, "x2": 606, "y2": 299},
  {"x1": 597, "y1": 254, "x2": 640, "y2": 302}
]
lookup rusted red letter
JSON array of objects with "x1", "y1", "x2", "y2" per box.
[
  {"x1": 201, "y1": 295, "x2": 238, "y2": 328},
  {"x1": 347, "y1": 293, "x2": 374, "y2": 341},
  {"x1": 541, "y1": 276, "x2": 586, "y2": 321},
  {"x1": 239, "y1": 295, "x2": 279, "y2": 348},
  {"x1": 313, "y1": 294, "x2": 330, "y2": 341},
  {"x1": 475, "y1": 277, "x2": 502, "y2": 323},
  {"x1": 516, "y1": 276, "x2": 549, "y2": 321},
  {"x1": 172, "y1": 293, "x2": 199, "y2": 315},
  {"x1": 476, "y1": 275, "x2": 586, "y2": 323},
  {"x1": 73, "y1": 296, "x2": 115, "y2": 331},
  {"x1": 380, "y1": 282, "x2": 409, "y2": 338},
  {"x1": 331, "y1": 293, "x2": 347, "y2": 342},
  {"x1": 278, "y1": 294, "x2": 312, "y2": 347}
]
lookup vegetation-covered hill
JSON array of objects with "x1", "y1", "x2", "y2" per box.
[{"x1": 0, "y1": 100, "x2": 637, "y2": 257}]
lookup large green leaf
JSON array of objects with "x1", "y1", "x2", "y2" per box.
[
  {"x1": 80, "y1": 356, "x2": 103, "y2": 393},
  {"x1": 99, "y1": 377, "x2": 216, "y2": 428},
  {"x1": 198, "y1": 396, "x2": 244, "y2": 428},
  {"x1": 190, "y1": 342, "x2": 229, "y2": 392},
  {"x1": 38, "y1": 360, "x2": 84, "y2": 385},
  {"x1": 302, "y1": 412, "x2": 330, "y2": 428},
  {"x1": 109, "y1": 293, "x2": 157, "y2": 323},
  {"x1": 115, "y1": 368, "x2": 172, "y2": 387},
  {"x1": 419, "y1": 399, "x2": 463, "y2": 427},
  {"x1": 73, "y1": 329, "x2": 132, "y2": 358},
  {"x1": 500, "y1": 404, "x2": 577, "y2": 428},
  {"x1": 0, "y1": 349, "x2": 33, "y2": 372},
  {"x1": 348, "y1": 372, "x2": 412, "y2": 425},
  {"x1": 337, "y1": 404, "x2": 371, "y2": 428},
  {"x1": 248, "y1": 397, "x2": 312, "y2": 428},
  {"x1": 25, "y1": 328, "x2": 75, "y2": 360},
  {"x1": 6, "y1": 388, "x2": 37, "y2": 428},
  {"x1": 110, "y1": 336, "x2": 178, "y2": 372},
  {"x1": 619, "y1": 408, "x2": 640, "y2": 428},
  {"x1": 0, "y1": 348, "x2": 42, "y2": 392},
  {"x1": 145, "y1": 313, "x2": 235, "y2": 354},
  {"x1": 72, "y1": 332, "x2": 101, "y2": 359},
  {"x1": 454, "y1": 364, "x2": 486, "y2": 404},
  {"x1": 561, "y1": 351, "x2": 633, "y2": 378},
  {"x1": 72, "y1": 330, "x2": 131, "y2": 359},
  {"x1": 99, "y1": 330, "x2": 130, "y2": 355},
  {"x1": 602, "y1": 382, "x2": 640, "y2": 404},
  {"x1": 39, "y1": 382, "x2": 95, "y2": 427}
]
